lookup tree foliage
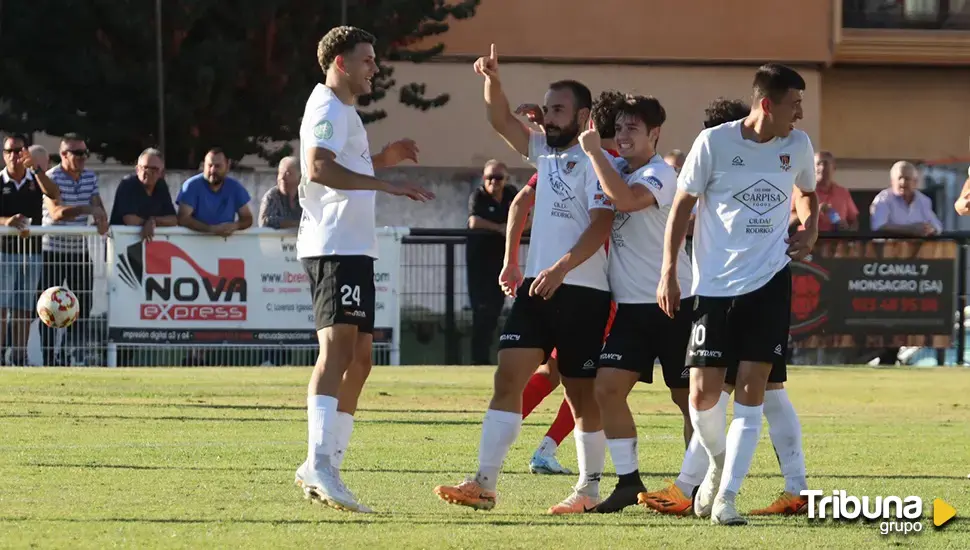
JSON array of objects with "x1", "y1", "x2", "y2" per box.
[{"x1": 0, "y1": 0, "x2": 479, "y2": 168}]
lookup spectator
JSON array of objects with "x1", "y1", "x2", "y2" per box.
[
  {"x1": 664, "y1": 149, "x2": 685, "y2": 174},
  {"x1": 258, "y1": 156, "x2": 302, "y2": 229},
  {"x1": 0, "y1": 135, "x2": 60, "y2": 365},
  {"x1": 110, "y1": 147, "x2": 177, "y2": 240},
  {"x1": 870, "y1": 160, "x2": 942, "y2": 236},
  {"x1": 176, "y1": 148, "x2": 253, "y2": 236},
  {"x1": 952, "y1": 168, "x2": 970, "y2": 215},
  {"x1": 40, "y1": 133, "x2": 109, "y2": 366},
  {"x1": 792, "y1": 151, "x2": 859, "y2": 232},
  {"x1": 466, "y1": 159, "x2": 517, "y2": 365},
  {"x1": 28, "y1": 145, "x2": 50, "y2": 173}
]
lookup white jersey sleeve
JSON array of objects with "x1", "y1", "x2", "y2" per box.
[
  {"x1": 630, "y1": 165, "x2": 676, "y2": 207},
  {"x1": 303, "y1": 99, "x2": 350, "y2": 156},
  {"x1": 677, "y1": 130, "x2": 714, "y2": 197},
  {"x1": 526, "y1": 131, "x2": 547, "y2": 167},
  {"x1": 587, "y1": 159, "x2": 615, "y2": 211},
  {"x1": 794, "y1": 132, "x2": 817, "y2": 193}
]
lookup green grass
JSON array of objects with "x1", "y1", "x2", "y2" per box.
[{"x1": 1, "y1": 366, "x2": 969, "y2": 549}]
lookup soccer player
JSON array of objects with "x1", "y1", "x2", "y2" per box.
[
  {"x1": 578, "y1": 94, "x2": 693, "y2": 513},
  {"x1": 516, "y1": 90, "x2": 625, "y2": 476},
  {"x1": 657, "y1": 64, "x2": 819, "y2": 525},
  {"x1": 294, "y1": 26, "x2": 434, "y2": 513},
  {"x1": 434, "y1": 45, "x2": 614, "y2": 513}
]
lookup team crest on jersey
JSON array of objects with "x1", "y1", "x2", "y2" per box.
[
  {"x1": 779, "y1": 154, "x2": 791, "y2": 171},
  {"x1": 314, "y1": 120, "x2": 334, "y2": 140},
  {"x1": 564, "y1": 161, "x2": 577, "y2": 174}
]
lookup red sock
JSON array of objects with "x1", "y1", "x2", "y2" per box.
[
  {"x1": 521, "y1": 372, "x2": 554, "y2": 418},
  {"x1": 544, "y1": 399, "x2": 575, "y2": 444}
]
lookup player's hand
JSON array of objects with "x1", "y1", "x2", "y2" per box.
[
  {"x1": 141, "y1": 218, "x2": 156, "y2": 241},
  {"x1": 529, "y1": 263, "x2": 566, "y2": 300},
  {"x1": 515, "y1": 103, "x2": 544, "y2": 126},
  {"x1": 578, "y1": 127, "x2": 601, "y2": 155},
  {"x1": 785, "y1": 229, "x2": 817, "y2": 261},
  {"x1": 473, "y1": 43, "x2": 499, "y2": 79},
  {"x1": 657, "y1": 271, "x2": 681, "y2": 319},
  {"x1": 377, "y1": 139, "x2": 419, "y2": 167},
  {"x1": 386, "y1": 180, "x2": 435, "y2": 202},
  {"x1": 499, "y1": 263, "x2": 523, "y2": 297}
]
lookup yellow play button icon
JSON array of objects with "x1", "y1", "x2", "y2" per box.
[{"x1": 933, "y1": 499, "x2": 956, "y2": 527}]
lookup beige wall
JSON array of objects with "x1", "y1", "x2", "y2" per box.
[
  {"x1": 364, "y1": 62, "x2": 821, "y2": 169},
  {"x1": 425, "y1": 0, "x2": 832, "y2": 63}
]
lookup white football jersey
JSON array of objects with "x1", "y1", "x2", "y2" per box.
[
  {"x1": 679, "y1": 120, "x2": 815, "y2": 297},
  {"x1": 608, "y1": 155, "x2": 692, "y2": 304},
  {"x1": 297, "y1": 84, "x2": 378, "y2": 259},
  {"x1": 525, "y1": 132, "x2": 612, "y2": 291}
]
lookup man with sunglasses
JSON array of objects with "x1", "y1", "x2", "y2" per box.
[
  {"x1": 40, "y1": 133, "x2": 109, "y2": 366},
  {"x1": 466, "y1": 159, "x2": 518, "y2": 365},
  {"x1": 109, "y1": 148, "x2": 178, "y2": 241},
  {"x1": 1, "y1": 134, "x2": 60, "y2": 365}
]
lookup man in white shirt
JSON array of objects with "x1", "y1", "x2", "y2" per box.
[
  {"x1": 435, "y1": 45, "x2": 614, "y2": 514},
  {"x1": 294, "y1": 26, "x2": 434, "y2": 514},
  {"x1": 658, "y1": 64, "x2": 820, "y2": 525},
  {"x1": 577, "y1": 94, "x2": 694, "y2": 513}
]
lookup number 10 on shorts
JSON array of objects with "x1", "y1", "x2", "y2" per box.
[{"x1": 690, "y1": 324, "x2": 706, "y2": 347}]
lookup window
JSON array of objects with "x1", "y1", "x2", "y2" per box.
[{"x1": 843, "y1": 0, "x2": 970, "y2": 29}]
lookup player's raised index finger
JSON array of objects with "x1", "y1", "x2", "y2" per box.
[{"x1": 490, "y1": 43, "x2": 496, "y2": 61}]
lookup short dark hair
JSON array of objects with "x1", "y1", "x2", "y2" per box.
[
  {"x1": 3, "y1": 133, "x2": 28, "y2": 147},
  {"x1": 60, "y1": 132, "x2": 85, "y2": 144},
  {"x1": 548, "y1": 80, "x2": 593, "y2": 112},
  {"x1": 753, "y1": 63, "x2": 806, "y2": 103},
  {"x1": 591, "y1": 90, "x2": 624, "y2": 139},
  {"x1": 317, "y1": 26, "x2": 377, "y2": 72},
  {"x1": 206, "y1": 147, "x2": 227, "y2": 160},
  {"x1": 704, "y1": 98, "x2": 750, "y2": 128},
  {"x1": 615, "y1": 94, "x2": 666, "y2": 130}
]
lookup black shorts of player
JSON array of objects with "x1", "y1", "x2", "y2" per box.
[
  {"x1": 724, "y1": 357, "x2": 788, "y2": 386},
  {"x1": 498, "y1": 278, "x2": 611, "y2": 379},
  {"x1": 599, "y1": 300, "x2": 692, "y2": 390},
  {"x1": 687, "y1": 264, "x2": 791, "y2": 368},
  {"x1": 302, "y1": 255, "x2": 376, "y2": 333}
]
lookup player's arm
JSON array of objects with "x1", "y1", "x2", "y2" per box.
[
  {"x1": 551, "y1": 207, "x2": 613, "y2": 275},
  {"x1": 504, "y1": 184, "x2": 535, "y2": 267},
  {"x1": 787, "y1": 138, "x2": 820, "y2": 259},
  {"x1": 587, "y1": 148, "x2": 656, "y2": 213},
  {"x1": 307, "y1": 148, "x2": 389, "y2": 192},
  {"x1": 663, "y1": 191, "x2": 698, "y2": 273},
  {"x1": 475, "y1": 44, "x2": 530, "y2": 157},
  {"x1": 955, "y1": 178, "x2": 970, "y2": 216}
]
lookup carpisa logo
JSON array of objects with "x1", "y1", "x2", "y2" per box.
[
  {"x1": 118, "y1": 241, "x2": 248, "y2": 322},
  {"x1": 802, "y1": 490, "x2": 927, "y2": 535}
]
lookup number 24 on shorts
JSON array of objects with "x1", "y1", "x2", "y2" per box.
[{"x1": 341, "y1": 284, "x2": 361, "y2": 307}]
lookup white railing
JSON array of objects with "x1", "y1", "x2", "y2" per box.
[{"x1": 0, "y1": 226, "x2": 407, "y2": 367}]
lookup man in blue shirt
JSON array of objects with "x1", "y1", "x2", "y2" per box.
[{"x1": 176, "y1": 148, "x2": 253, "y2": 237}]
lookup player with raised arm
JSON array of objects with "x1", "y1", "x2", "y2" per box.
[
  {"x1": 294, "y1": 26, "x2": 434, "y2": 513},
  {"x1": 578, "y1": 94, "x2": 694, "y2": 513},
  {"x1": 434, "y1": 45, "x2": 614, "y2": 514},
  {"x1": 657, "y1": 65, "x2": 818, "y2": 525},
  {"x1": 514, "y1": 90, "x2": 625, "y2": 476},
  {"x1": 641, "y1": 97, "x2": 811, "y2": 517}
]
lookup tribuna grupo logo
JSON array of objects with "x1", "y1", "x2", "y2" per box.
[{"x1": 118, "y1": 241, "x2": 247, "y2": 322}]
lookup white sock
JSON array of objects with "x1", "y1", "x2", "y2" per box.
[
  {"x1": 475, "y1": 409, "x2": 522, "y2": 491},
  {"x1": 606, "y1": 437, "x2": 638, "y2": 476},
  {"x1": 332, "y1": 412, "x2": 355, "y2": 470},
  {"x1": 575, "y1": 430, "x2": 606, "y2": 497},
  {"x1": 720, "y1": 401, "x2": 764, "y2": 496},
  {"x1": 688, "y1": 391, "x2": 729, "y2": 472},
  {"x1": 536, "y1": 436, "x2": 558, "y2": 457},
  {"x1": 307, "y1": 395, "x2": 338, "y2": 469},
  {"x1": 675, "y1": 432, "x2": 709, "y2": 495},
  {"x1": 764, "y1": 389, "x2": 808, "y2": 494}
]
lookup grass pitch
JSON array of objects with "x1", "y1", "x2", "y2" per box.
[{"x1": 0, "y1": 365, "x2": 969, "y2": 549}]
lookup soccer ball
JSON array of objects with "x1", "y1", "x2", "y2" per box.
[{"x1": 37, "y1": 286, "x2": 79, "y2": 329}]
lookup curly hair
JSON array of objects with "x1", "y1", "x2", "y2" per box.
[
  {"x1": 317, "y1": 26, "x2": 377, "y2": 73},
  {"x1": 591, "y1": 90, "x2": 624, "y2": 139},
  {"x1": 704, "y1": 98, "x2": 750, "y2": 128}
]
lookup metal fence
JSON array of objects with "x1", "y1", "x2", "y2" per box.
[{"x1": 2, "y1": 226, "x2": 969, "y2": 367}]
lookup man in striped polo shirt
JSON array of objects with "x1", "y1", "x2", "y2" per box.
[{"x1": 40, "y1": 134, "x2": 108, "y2": 366}]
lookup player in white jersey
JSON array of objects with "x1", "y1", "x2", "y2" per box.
[
  {"x1": 294, "y1": 26, "x2": 434, "y2": 513},
  {"x1": 576, "y1": 94, "x2": 694, "y2": 513},
  {"x1": 435, "y1": 45, "x2": 614, "y2": 514},
  {"x1": 642, "y1": 97, "x2": 810, "y2": 517},
  {"x1": 658, "y1": 64, "x2": 819, "y2": 525}
]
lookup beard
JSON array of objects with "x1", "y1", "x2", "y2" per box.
[{"x1": 544, "y1": 118, "x2": 581, "y2": 149}]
